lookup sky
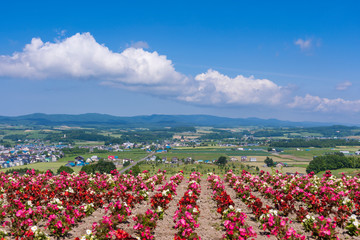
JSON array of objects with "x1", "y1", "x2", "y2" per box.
[{"x1": 1, "y1": 0, "x2": 360, "y2": 124}]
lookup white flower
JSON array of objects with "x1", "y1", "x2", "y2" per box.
[
  {"x1": 269, "y1": 209, "x2": 278, "y2": 216},
  {"x1": 236, "y1": 208, "x2": 242, "y2": 213},
  {"x1": 349, "y1": 214, "x2": 357, "y2": 221},
  {"x1": 86, "y1": 229, "x2": 92, "y2": 235},
  {"x1": 27, "y1": 200, "x2": 33, "y2": 207},
  {"x1": 31, "y1": 226, "x2": 38, "y2": 232}
]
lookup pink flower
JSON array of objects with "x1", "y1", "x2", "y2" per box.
[{"x1": 55, "y1": 220, "x2": 62, "y2": 229}]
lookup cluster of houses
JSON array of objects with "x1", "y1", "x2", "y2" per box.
[
  {"x1": 340, "y1": 150, "x2": 360, "y2": 156},
  {"x1": 107, "y1": 155, "x2": 134, "y2": 165},
  {"x1": 0, "y1": 144, "x2": 63, "y2": 169}
]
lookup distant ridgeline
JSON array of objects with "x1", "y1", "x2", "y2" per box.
[{"x1": 306, "y1": 153, "x2": 360, "y2": 174}]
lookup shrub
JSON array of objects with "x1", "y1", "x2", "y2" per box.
[
  {"x1": 57, "y1": 166, "x2": 74, "y2": 174},
  {"x1": 80, "y1": 160, "x2": 116, "y2": 174}
]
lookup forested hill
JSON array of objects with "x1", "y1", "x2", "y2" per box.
[{"x1": 0, "y1": 113, "x2": 338, "y2": 128}]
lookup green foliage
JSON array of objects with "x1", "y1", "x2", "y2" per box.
[
  {"x1": 130, "y1": 164, "x2": 141, "y2": 176},
  {"x1": 5, "y1": 168, "x2": 41, "y2": 175},
  {"x1": 264, "y1": 157, "x2": 275, "y2": 167},
  {"x1": 80, "y1": 164, "x2": 96, "y2": 174},
  {"x1": 306, "y1": 154, "x2": 360, "y2": 174},
  {"x1": 96, "y1": 160, "x2": 116, "y2": 173},
  {"x1": 123, "y1": 161, "x2": 130, "y2": 167},
  {"x1": 57, "y1": 166, "x2": 74, "y2": 174},
  {"x1": 216, "y1": 156, "x2": 228, "y2": 166},
  {"x1": 270, "y1": 139, "x2": 359, "y2": 148},
  {"x1": 80, "y1": 160, "x2": 116, "y2": 174}
]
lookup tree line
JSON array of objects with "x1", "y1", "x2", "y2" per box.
[{"x1": 306, "y1": 153, "x2": 360, "y2": 174}]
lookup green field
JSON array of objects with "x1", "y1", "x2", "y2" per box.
[{"x1": 136, "y1": 161, "x2": 255, "y2": 178}]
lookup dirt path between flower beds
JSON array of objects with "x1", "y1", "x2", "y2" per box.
[
  {"x1": 153, "y1": 180, "x2": 188, "y2": 240},
  {"x1": 67, "y1": 184, "x2": 163, "y2": 239},
  {"x1": 223, "y1": 184, "x2": 277, "y2": 240},
  {"x1": 196, "y1": 180, "x2": 226, "y2": 240}
]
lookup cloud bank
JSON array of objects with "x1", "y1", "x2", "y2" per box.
[
  {"x1": 289, "y1": 94, "x2": 360, "y2": 112},
  {"x1": 0, "y1": 32, "x2": 359, "y2": 113}
]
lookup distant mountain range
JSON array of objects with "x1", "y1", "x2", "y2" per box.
[{"x1": 0, "y1": 113, "x2": 343, "y2": 128}]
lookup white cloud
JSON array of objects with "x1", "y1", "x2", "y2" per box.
[
  {"x1": 1, "y1": 32, "x2": 360, "y2": 114},
  {"x1": 336, "y1": 81, "x2": 352, "y2": 91},
  {"x1": 288, "y1": 94, "x2": 360, "y2": 112},
  {"x1": 0, "y1": 33, "x2": 287, "y2": 106},
  {"x1": 294, "y1": 38, "x2": 312, "y2": 51},
  {"x1": 0, "y1": 33, "x2": 185, "y2": 87},
  {"x1": 180, "y1": 69, "x2": 284, "y2": 106},
  {"x1": 129, "y1": 41, "x2": 149, "y2": 49}
]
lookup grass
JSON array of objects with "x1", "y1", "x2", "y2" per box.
[
  {"x1": 280, "y1": 148, "x2": 337, "y2": 159},
  {"x1": 136, "y1": 161, "x2": 256, "y2": 178},
  {"x1": 316, "y1": 168, "x2": 360, "y2": 178}
]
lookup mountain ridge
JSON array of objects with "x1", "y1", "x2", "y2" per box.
[{"x1": 0, "y1": 113, "x2": 347, "y2": 128}]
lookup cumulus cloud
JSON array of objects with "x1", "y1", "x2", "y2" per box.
[
  {"x1": 336, "y1": 81, "x2": 352, "y2": 91},
  {"x1": 0, "y1": 33, "x2": 185, "y2": 87},
  {"x1": 180, "y1": 69, "x2": 284, "y2": 106},
  {"x1": 294, "y1": 38, "x2": 312, "y2": 51},
  {"x1": 288, "y1": 94, "x2": 360, "y2": 112}
]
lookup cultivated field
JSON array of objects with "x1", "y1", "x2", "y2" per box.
[{"x1": 0, "y1": 169, "x2": 360, "y2": 239}]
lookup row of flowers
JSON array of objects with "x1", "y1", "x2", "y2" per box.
[
  {"x1": 173, "y1": 172, "x2": 202, "y2": 240},
  {"x1": 132, "y1": 171, "x2": 184, "y2": 239},
  {"x1": 207, "y1": 173, "x2": 256, "y2": 240},
  {"x1": 224, "y1": 170, "x2": 306, "y2": 240}
]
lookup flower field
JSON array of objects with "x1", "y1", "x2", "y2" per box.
[{"x1": 0, "y1": 169, "x2": 360, "y2": 239}]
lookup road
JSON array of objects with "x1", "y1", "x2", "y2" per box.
[{"x1": 119, "y1": 152, "x2": 154, "y2": 174}]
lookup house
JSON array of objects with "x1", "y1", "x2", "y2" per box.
[
  {"x1": 171, "y1": 157, "x2": 178, "y2": 163},
  {"x1": 241, "y1": 156, "x2": 247, "y2": 162},
  {"x1": 75, "y1": 156, "x2": 84, "y2": 161},
  {"x1": 249, "y1": 158, "x2": 257, "y2": 162},
  {"x1": 355, "y1": 151, "x2": 360, "y2": 155},
  {"x1": 340, "y1": 151, "x2": 350, "y2": 155},
  {"x1": 108, "y1": 156, "x2": 115, "y2": 161},
  {"x1": 230, "y1": 157, "x2": 238, "y2": 161},
  {"x1": 66, "y1": 161, "x2": 76, "y2": 167}
]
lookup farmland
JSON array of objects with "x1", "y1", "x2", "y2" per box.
[{"x1": 1, "y1": 169, "x2": 360, "y2": 239}]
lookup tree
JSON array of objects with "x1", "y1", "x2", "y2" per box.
[
  {"x1": 130, "y1": 164, "x2": 141, "y2": 176},
  {"x1": 57, "y1": 166, "x2": 74, "y2": 174},
  {"x1": 81, "y1": 164, "x2": 95, "y2": 174},
  {"x1": 264, "y1": 157, "x2": 275, "y2": 167},
  {"x1": 123, "y1": 161, "x2": 130, "y2": 167},
  {"x1": 96, "y1": 160, "x2": 116, "y2": 174},
  {"x1": 216, "y1": 156, "x2": 228, "y2": 166}
]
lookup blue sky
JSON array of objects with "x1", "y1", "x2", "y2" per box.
[{"x1": 1, "y1": 0, "x2": 360, "y2": 124}]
